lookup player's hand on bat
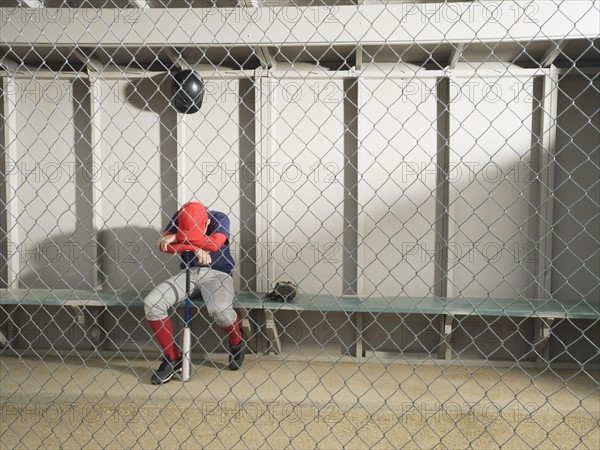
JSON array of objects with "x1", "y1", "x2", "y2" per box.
[{"x1": 195, "y1": 248, "x2": 212, "y2": 265}]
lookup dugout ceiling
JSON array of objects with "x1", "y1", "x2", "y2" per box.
[{"x1": 1, "y1": 2, "x2": 599, "y2": 73}]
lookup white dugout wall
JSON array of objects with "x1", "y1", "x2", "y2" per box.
[
  {"x1": 2, "y1": 69, "x2": 598, "y2": 360},
  {"x1": 0, "y1": 3, "x2": 598, "y2": 362}
]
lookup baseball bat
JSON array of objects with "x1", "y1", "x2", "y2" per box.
[{"x1": 181, "y1": 251, "x2": 193, "y2": 382}]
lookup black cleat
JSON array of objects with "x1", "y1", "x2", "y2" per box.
[
  {"x1": 151, "y1": 356, "x2": 182, "y2": 385},
  {"x1": 228, "y1": 341, "x2": 246, "y2": 371}
]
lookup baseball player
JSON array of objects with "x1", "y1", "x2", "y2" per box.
[{"x1": 144, "y1": 201, "x2": 245, "y2": 385}]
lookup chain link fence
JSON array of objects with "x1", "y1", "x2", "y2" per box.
[{"x1": 1, "y1": 1, "x2": 599, "y2": 448}]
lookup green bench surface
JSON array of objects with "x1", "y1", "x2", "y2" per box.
[
  {"x1": 259, "y1": 295, "x2": 599, "y2": 319},
  {"x1": 0, "y1": 289, "x2": 264, "y2": 308},
  {"x1": 1, "y1": 289, "x2": 598, "y2": 319}
]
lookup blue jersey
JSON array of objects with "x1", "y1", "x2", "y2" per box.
[{"x1": 165, "y1": 210, "x2": 235, "y2": 275}]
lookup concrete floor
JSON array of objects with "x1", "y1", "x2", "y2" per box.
[{"x1": 1, "y1": 354, "x2": 599, "y2": 449}]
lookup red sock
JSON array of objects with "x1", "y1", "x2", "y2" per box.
[
  {"x1": 222, "y1": 317, "x2": 243, "y2": 347},
  {"x1": 148, "y1": 318, "x2": 180, "y2": 361}
]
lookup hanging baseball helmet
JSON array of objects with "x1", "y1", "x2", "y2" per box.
[{"x1": 171, "y1": 70, "x2": 205, "y2": 114}]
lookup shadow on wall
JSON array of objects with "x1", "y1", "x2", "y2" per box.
[
  {"x1": 125, "y1": 74, "x2": 179, "y2": 215},
  {"x1": 124, "y1": 73, "x2": 175, "y2": 115},
  {"x1": 15, "y1": 226, "x2": 178, "y2": 292}
]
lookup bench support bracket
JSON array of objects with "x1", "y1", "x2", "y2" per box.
[
  {"x1": 438, "y1": 314, "x2": 454, "y2": 360},
  {"x1": 353, "y1": 312, "x2": 364, "y2": 359},
  {"x1": 530, "y1": 317, "x2": 554, "y2": 362},
  {"x1": 264, "y1": 309, "x2": 281, "y2": 355},
  {"x1": 69, "y1": 306, "x2": 105, "y2": 349}
]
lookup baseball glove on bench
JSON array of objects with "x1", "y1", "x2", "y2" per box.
[{"x1": 265, "y1": 281, "x2": 299, "y2": 303}]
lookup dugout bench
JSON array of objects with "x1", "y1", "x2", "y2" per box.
[
  {"x1": 1, "y1": 289, "x2": 598, "y2": 362},
  {"x1": 262, "y1": 294, "x2": 599, "y2": 362},
  {"x1": 0, "y1": 289, "x2": 263, "y2": 353}
]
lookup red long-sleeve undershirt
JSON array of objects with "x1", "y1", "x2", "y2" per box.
[{"x1": 162, "y1": 231, "x2": 227, "y2": 252}]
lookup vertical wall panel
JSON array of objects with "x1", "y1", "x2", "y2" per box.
[
  {"x1": 552, "y1": 75, "x2": 600, "y2": 305},
  {"x1": 268, "y1": 78, "x2": 345, "y2": 296},
  {"x1": 98, "y1": 77, "x2": 168, "y2": 291},
  {"x1": 12, "y1": 77, "x2": 96, "y2": 289},
  {"x1": 1, "y1": 77, "x2": 18, "y2": 288},
  {"x1": 447, "y1": 76, "x2": 537, "y2": 298},
  {"x1": 343, "y1": 78, "x2": 359, "y2": 295},
  {"x1": 358, "y1": 78, "x2": 438, "y2": 298},
  {"x1": 255, "y1": 76, "x2": 276, "y2": 293},
  {"x1": 238, "y1": 78, "x2": 257, "y2": 292}
]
